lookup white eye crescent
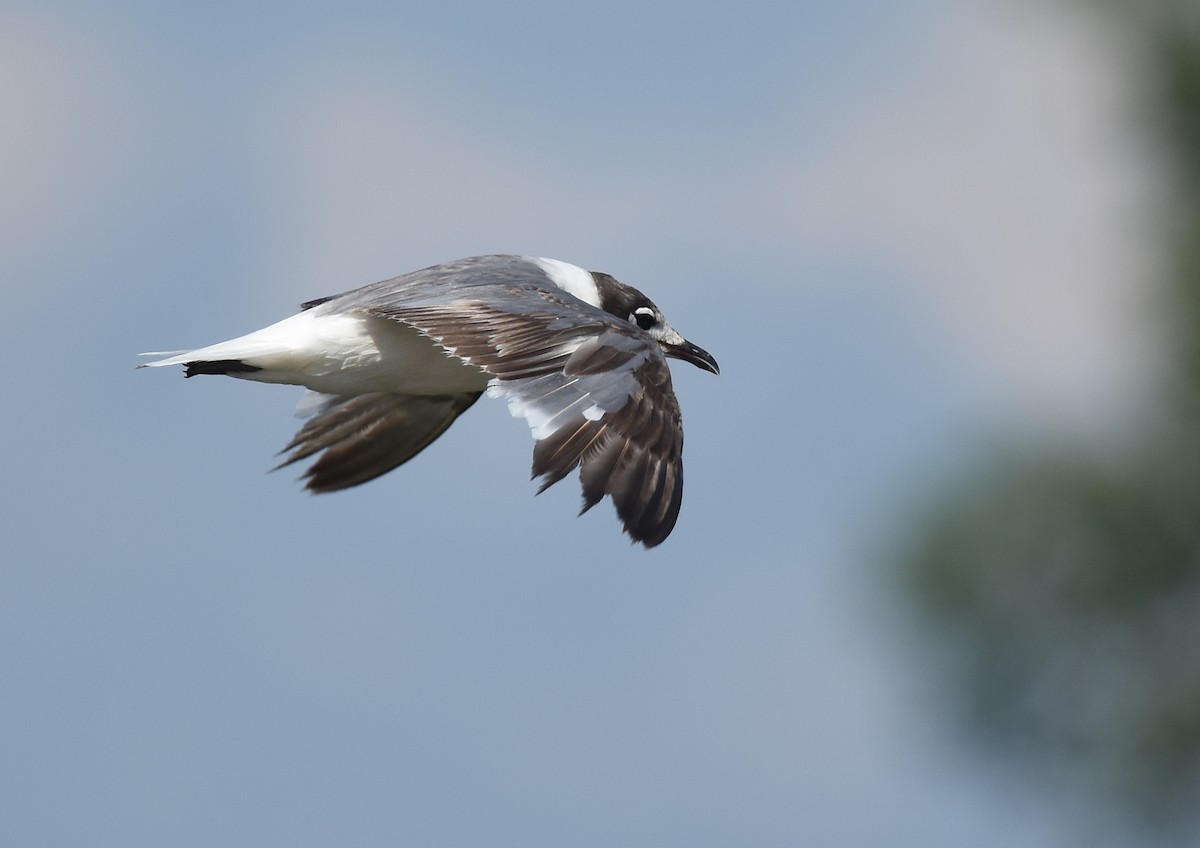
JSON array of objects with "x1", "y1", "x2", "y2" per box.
[{"x1": 632, "y1": 307, "x2": 657, "y2": 330}]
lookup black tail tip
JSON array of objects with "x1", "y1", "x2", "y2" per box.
[{"x1": 183, "y1": 359, "x2": 262, "y2": 378}]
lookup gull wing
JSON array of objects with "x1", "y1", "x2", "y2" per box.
[{"x1": 321, "y1": 260, "x2": 687, "y2": 547}]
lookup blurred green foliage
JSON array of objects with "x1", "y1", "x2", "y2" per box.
[{"x1": 902, "y1": 0, "x2": 1200, "y2": 836}]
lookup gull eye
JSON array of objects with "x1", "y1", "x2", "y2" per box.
[{"x1": 632, "y1": 307, "x2": 657, "y2": 330}]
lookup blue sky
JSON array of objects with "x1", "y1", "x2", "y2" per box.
[{"x1": 0, "y1": 1, "x2": 1165, "y2": 845}]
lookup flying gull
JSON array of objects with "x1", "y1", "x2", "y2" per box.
[{"x1": 141, "y1": 254, "x2": 719, "y2": 547}]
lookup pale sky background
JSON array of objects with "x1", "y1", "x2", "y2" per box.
[{"x1": 0, "y1": 1, "x2": 1170, "y2": 845}]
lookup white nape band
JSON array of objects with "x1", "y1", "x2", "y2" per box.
[{"x1": 527, "y1": 256, "x2": 601, "y2": 308}]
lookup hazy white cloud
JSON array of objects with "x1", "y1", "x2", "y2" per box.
[
  {"x1": 757, "y1": 2, "x2": 1165, "y2": 428},
  {"x1": 0, "y1": 12, "x2": 148, "y2": 277},
  {"x1": 249, "y1": 62, "x2": 623, "y2": 300}
]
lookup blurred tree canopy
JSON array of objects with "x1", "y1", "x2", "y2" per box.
[{"x1": 900, "y1": 0, "x2": 1200, "y2": 837}]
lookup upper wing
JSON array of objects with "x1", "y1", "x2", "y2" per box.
[{"x1": 317, "y1": 257, "x2": 688, "y2": 547}]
